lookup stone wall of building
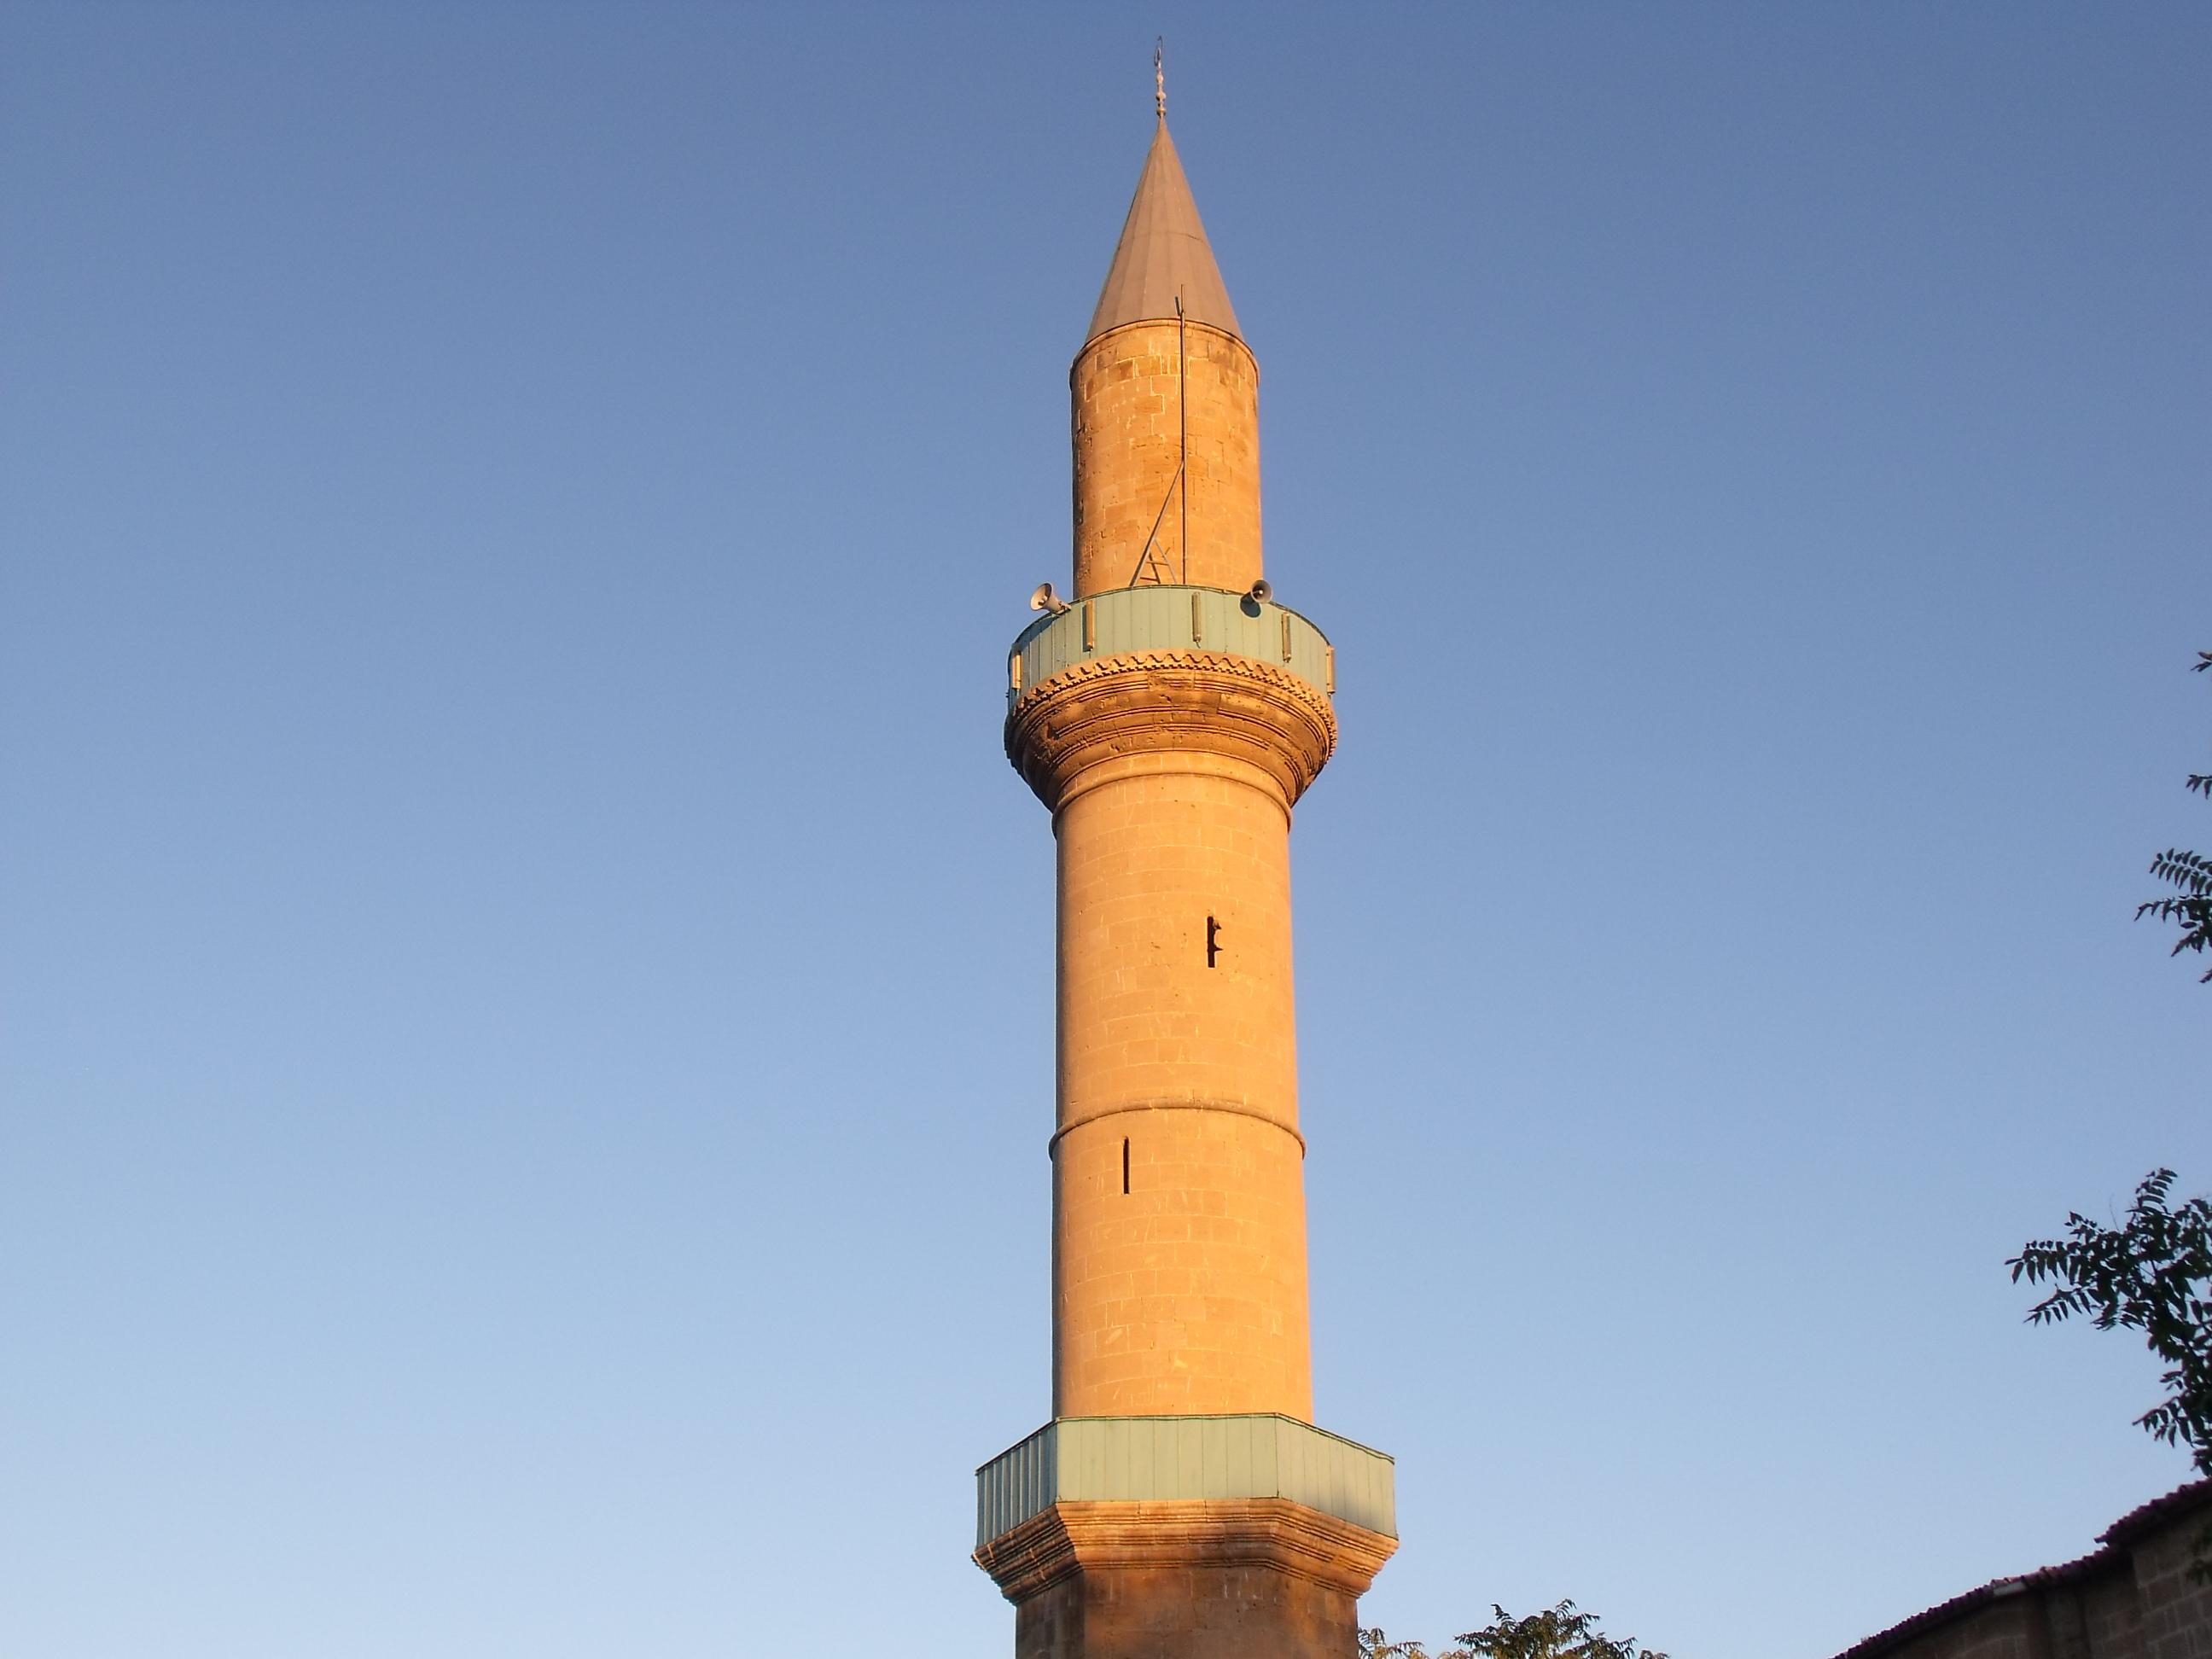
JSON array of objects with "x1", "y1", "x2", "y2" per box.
[{"x1": 1834, "y1": 1483, "x2": 2209, "y2": 1659}]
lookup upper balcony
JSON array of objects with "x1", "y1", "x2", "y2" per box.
[{"x1": 1008, "y1": 585, "x2": 1335, "y2": 712}]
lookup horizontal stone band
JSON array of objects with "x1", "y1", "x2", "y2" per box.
[
  {"x1": 975, "y1": 1413, "x2": 1396, "y2": 1548},
  {"x1": 1050, "y1": 1098, "x2": 1307, "y2": 1157},
  {"x1": 973, "y1": 1497, "x2": 1399, "y2": 1607}
]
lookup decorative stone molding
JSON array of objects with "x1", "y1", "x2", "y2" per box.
[
  {"x1": 974, "y1": 1498, "x2": 1398, "y2": 1607},
  {"x1": 1004, "y1": 649, "x2": 1337, "y2": 812}
]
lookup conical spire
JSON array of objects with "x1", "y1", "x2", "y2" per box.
[{"x1": 1085, "y1": 114, "x2": 1242, "y2": 345}]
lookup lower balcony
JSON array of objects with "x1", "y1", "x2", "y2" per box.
[{"x1": 975, "y1": 1412, "x2": 1395, "y2": 1549}]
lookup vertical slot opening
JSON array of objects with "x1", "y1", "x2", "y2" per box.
[
  {"x1": 1122, "y1": 1138, "x2": 1131, "y2": 1195},
  {"x1": 1206, "y1": 915, "x2": 1220, "y2": 967}
]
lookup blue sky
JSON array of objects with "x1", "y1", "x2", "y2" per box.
[{"x1": 3, "y1": 5, "x2": 2207, "y2": 1656}]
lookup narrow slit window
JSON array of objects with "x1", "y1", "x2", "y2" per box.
[
  {"x1": 1122, "y1": 1138, "x2": 1131, "y2": 1194},
  {"x1": 1206, "y1": 915, "x2": 1221, "y2": 968}
]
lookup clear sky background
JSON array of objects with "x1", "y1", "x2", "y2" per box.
[{"x1": 3, "y1": 5, "x2": 2207, "y2": 1656}]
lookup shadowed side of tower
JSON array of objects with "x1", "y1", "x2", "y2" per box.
[{"x1": 975, "y1": 87, "x2": 1395, "y2": 1659}]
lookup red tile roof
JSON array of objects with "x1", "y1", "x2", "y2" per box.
[{"x1": 1829, "y1": 1480, "x2": 2210, "y2": 1659}]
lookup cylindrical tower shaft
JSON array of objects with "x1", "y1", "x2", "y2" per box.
[
  {"x1": 978, "y1": 98, "x2": 1394, "y2": 1659},
  {"x1": 1072, "y1": 319, "x2": 1261, "y2": 598},
  {"x1": 1052, "y1": 747, "x2": 1311, "y2": 1418},
  {"x1": 1047, "y1": 109, "x2": 1311, "y2": 1421}
]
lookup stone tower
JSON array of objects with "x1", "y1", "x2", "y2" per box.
[{"x1": 973, "y1": 85, "x2": 1397, "y2": 1659}]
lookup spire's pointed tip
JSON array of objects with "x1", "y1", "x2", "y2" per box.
[{"x1": 1085, "y1": 50, "x2": 1240, "y2": 346}]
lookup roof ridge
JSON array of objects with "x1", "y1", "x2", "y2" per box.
[
  {"x1": 2097, "y1": 1476, "x2": 2212, "y2": 1545},
  {"x1": 1830, "y1": 1480, "x2": 2212, "y2": 1659}
]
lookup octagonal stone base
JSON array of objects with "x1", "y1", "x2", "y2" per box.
[{"x1": 975, "y1": 1498, "x2": 1396, "y2": 1659}]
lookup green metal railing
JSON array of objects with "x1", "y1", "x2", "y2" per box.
[
  {"x1": 1007, "y1": 585, "x2": 1335, "y2": 709},
  {"x1": 975, "y1": 1413, "x2": 1395, "y2": 1546}
]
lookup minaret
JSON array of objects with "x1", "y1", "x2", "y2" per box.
[{"x1": 974, "y1": 69, "x2": 1397, "y2": 1658}]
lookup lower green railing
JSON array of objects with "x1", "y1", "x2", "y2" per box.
[{"x1": 975, "y1": 1413, "x2": 1395, "y2": 1546}]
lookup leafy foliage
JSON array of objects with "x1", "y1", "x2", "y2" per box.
[
  {"x1": 1359, "y1": 1633, "x2": 1434, "y2": 1659},
  {"x1": 2010, "y1": 1168, "x2": 2212, "y2": 1473},
  {"x1": 1359, "y1": 1600, "x2": 1668, "y2": 1659},
  {"x1": 2139, "y1": 850, "x2": 2212, "y2": 979},
  {"x1": 2011, "y1": 1167, "x2": 2212, "y2": 1578},
  {"x1": 2137, "y1": 651, "x2": 2212, "y2": 980}
]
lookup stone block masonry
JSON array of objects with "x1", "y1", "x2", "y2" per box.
[
  {"x1": 1831, "y1": 1482, "x2": 2212, "y2": 1659},
  {"x1": 975, "y1": 100, "x2": 1395, "y2": 1657},
  {"x1": 1072, "y1": 320, "x2": 1260, "y2": 599}
]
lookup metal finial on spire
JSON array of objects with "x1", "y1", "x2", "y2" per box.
[
  {"x1": 1086, "y1": 61, "x2": 1242, "y2": 343},
  {"x1": 1155, "y1": 38, "x2": 1167, "y2": 120}
]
